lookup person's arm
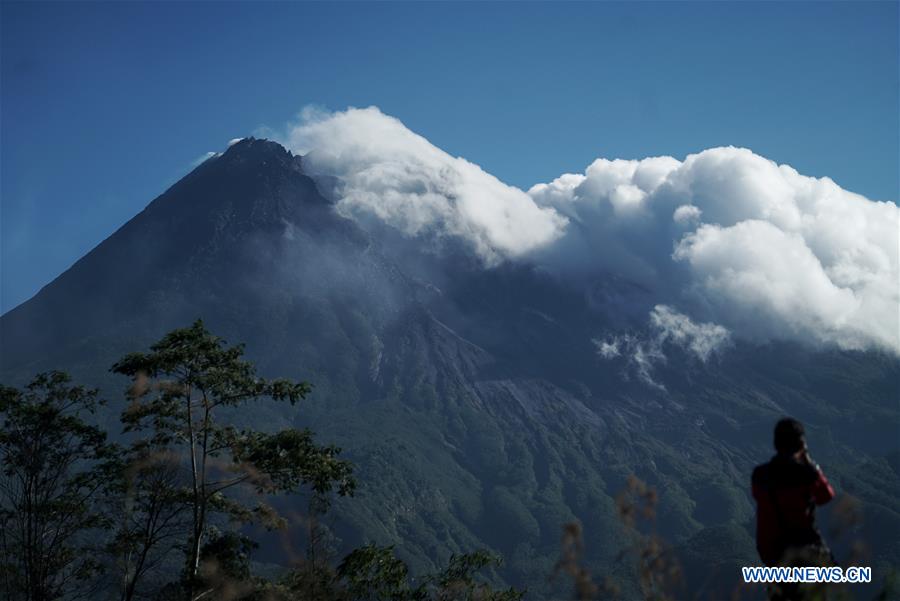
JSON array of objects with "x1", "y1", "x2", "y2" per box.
[{"x1": 803, "y1": 451, "x2": 835, "y2": 504}]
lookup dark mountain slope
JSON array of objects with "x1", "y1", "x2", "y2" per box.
[{"x1": 2, "y1": 139, "x2": 353, "y2": 362}]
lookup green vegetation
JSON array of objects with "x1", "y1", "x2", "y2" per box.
[
  {"x1": 3, "y1": 319, "x2": 897, "y2": 600},
  {"x1": 0, "y1": 372, "x2": 117, "y2": 601},
  {"x1": 110, "y1": 320, "x2": 354, "y2": 599},
  {"x1": 1, "y1": 321, "x2": 520, "y2": 601}
]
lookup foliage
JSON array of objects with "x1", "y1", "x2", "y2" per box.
[
  {"x1": 553, "y1": 477, "x2": 684, "y2": 601},
  {"x1": 337, "y1": 544, "x2": 421, "y2": 601},
  {"x1": 107, "y1": 448, "x2": 192, "y2": 601},
  {"x1": 426, "y1": 549, "x2": 524, "y2": 601},
  {"x1": 0, "y1": 371, "x2": 118, "y2": 601},
  {"x1": 278, "y1": 545, "x2": 524, "y2": 601},
  {"x1": 109, "y1": 319, "x2": 355, "y2": 599},
  {"x1": 614, "y1": 476, "x2": 682, "y2": 601}
]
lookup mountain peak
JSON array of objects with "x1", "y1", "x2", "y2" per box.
[
  {"x1": 0, "y1": 133, "x2": 337, "y2": 353},
  {"x1": 222, "y1": 136, "x2": 291, "y2": 158},
  {"x1": 215, "y1": 137, "x2": 299, "y2": 171}
]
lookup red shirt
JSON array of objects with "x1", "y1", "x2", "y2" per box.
[{"x1": 751, "y1": 454, "x2": 835, "y2": 566}]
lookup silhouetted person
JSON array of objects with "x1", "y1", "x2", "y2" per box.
[{"x1": 752, "y1": 418, "x2": 835, "y2": 599}]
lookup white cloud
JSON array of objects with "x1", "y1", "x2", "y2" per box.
[
  {"x1": 596, "y1": 339, "x2": 621, "y2": 359},
  {"x1": 594, "y1": 333, "x2": 665, "y2": 390},
  {"x1": 531, "y1": 146, "x2": 899, "y2": 356},
  {"x1": 673, "y1": 204, "x2": 701, "y2": 225},
  {"x1": 190, "y1": 151, "x2": 218, "y2": 168},
  {"x1": 278, "y1": 106, "x2": 567, "y2": 264},
  {"x1": 649, "y1": 304, "x2": 731, "y2": 362},
  {"x1": 595, "y1": 305, "x2": 730, "y2": 389},
  {"x1": 267, "y1": 107, "x2": 898, "y2": 356}
]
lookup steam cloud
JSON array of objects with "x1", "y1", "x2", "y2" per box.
[
  {"x1": 282, "y1": 106, "x2": 567, "y2": 263},
  {"x1": 595, "y1": 305, "x2": 731, "y2": 390},
  {"x1": 276, "y1": 106, "x2": 899, "y2": 357}
]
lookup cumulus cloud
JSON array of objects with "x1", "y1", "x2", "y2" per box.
[
  {"x1": 595, "y1": 305, "x2": 730, "y2": 389},
  {"x1": 532, "y1": 146, "x2": 899, "y2": 356},
  {"x1": 279, "y1": 106, "x2": 567, "y2": 263},
  {"x1": 267, "y1": 106, "x2": 898, "y2": 356},
  {"x1": 673, "y1": 204, "x2": 701, "y2": 225}
]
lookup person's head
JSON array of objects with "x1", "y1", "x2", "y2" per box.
[{"x1": 774, "y1": 417, "x2": 806, "y2": 455}]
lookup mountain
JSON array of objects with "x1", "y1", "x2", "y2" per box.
[{"x1": 2, "y1": 138, "x2": 898, "y2": 599}]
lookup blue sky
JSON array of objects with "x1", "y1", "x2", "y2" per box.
[{"x1": 1, "y1": 1, "x2": 897, "y2": 313}]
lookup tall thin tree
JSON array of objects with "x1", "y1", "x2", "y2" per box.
[{"x1": 110, "y1": 320, "x2": 355, "y2": 600}]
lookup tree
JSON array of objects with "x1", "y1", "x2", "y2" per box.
[
  {"x1": 2, "y1": 323, "x2": 528, "y2": 601},
  {"x1": 427, "y1": 550, "x2": 524, "y2": 601},
  {"x1": 0, "y1": 371, "x2": 117, "y2": 601},
  {"x1": 336, "y1": 544, "x2": 423, "y2": 601},
  {"x1": 110, "y1": 320, "x2": 355, "y2": 600},
  {"x1": 107, "y1": 448, "x2": 191, "y2": 601},
  {"x1": 278, "y1": 545, "x2": 525, "y2": 601}
]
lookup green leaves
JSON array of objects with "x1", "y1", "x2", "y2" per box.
[
  {"x1": 111, "y1": 320, "x2": 311, "y2": 410},
  {"x1": 337, "y1": 544, "x2": 423, "y2": 601},
  {"x1": 428, "y1": 550, "x2": 524, "y2": 601},
  {"x1": 281, "y1": 545, "x2": 524, "y2": 601},
  {"x1": 230, "y1": 429, "x2": 355, "y2": 497},
  {"x1": 2, "y1": 323, "x2": 532, "y2": 601},
  {"x1": 0, "y1": 371, "x2": 118, "y2": 601},
  {"x1": 108, "y1": 319, "x2": 356, "y2": 598}
]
